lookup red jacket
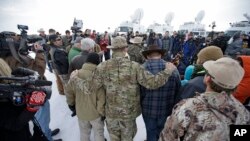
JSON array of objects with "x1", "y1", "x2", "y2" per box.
[
  {"x1": 233, "y1": 56, "x2": 250, "y2": 104},
  {"x1": 99, "y1": 39, "x2": 109, "y2": 52}
]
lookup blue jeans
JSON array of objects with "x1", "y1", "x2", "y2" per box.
[
  {"x1": 142, "y1": 115, "x2": 168, "y2": 141},
  {"x1": 35, "y1": 100, "x2": 52, "y2": 141}
]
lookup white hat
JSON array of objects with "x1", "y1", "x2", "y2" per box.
[
  {"x1": 37, "y1": 28, "x2": 45, "y2": 33},
  {"x1": 203, "y1": 57, "x2": 244, "y2": 89}
]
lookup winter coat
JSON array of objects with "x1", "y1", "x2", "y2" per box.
[
  {"x1": 225, "y1": 39, "x2": 243, "y2": 58},
  {"x1": 0, "y1": 100, "x2": 45, "y2": 141},
  {"x1": 4, "y1": 52, "x2": 46, "y2": 78},
  {"x1": 170, "y1": 36, "x2": 182, "y2": 57},
  {"x1": 49, "y1": 45, "x2": 69, "y2": 75},
  {"x1": 183, "y1": 39, "x2": 196, "y2": 65},
  {"x1": 68, "y1": 46, "x2": 81, "y2": 63},
  {"x1": 68, "y1": 50, "x2": 89, "y2": 75},
  {"x1": 162, "y1": 36, "x2": 171, "y2": 51},
  {"x1": 233, "y1": 56, "x2": 250, "y2": 104},
  {"x1": 175, "y1": 76, "x2": 205, "y2": 104},
  {"x1": 65, "y1": 63, "x2": 105, "y2": 121},
  {"x1": 160, "y1": 91, "x2": 250, "y2": 141}
]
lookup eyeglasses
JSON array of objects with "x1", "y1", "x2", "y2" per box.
[{"x1": 56, "y1": 38, "x2": 61, "y2": 41}]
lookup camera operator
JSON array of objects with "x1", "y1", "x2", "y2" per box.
[
  {"x1": 1, "y1": 29, "x2": 61, "y2": 141},
  {"x1": 2, "y1": 34, "x2": 46, "y2": 80},
  {"x1": 0, "y1": 58, "x2": 47, "y2": 141}
]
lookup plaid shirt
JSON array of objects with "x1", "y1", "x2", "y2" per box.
[{"x1": 140, "y1": 59, "x2": 181, "y2": 118}]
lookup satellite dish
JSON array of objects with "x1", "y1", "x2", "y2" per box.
[
  {"x1": 165, "y1": 12, "x2": 174, "y2": 26},
  {"x1": 243, "y1": 13, "x2": 250, "y2": 22},
  {"x1": 131, "y1": 8, "x2": 144, "y2": 24},
  {"x1": 195, "y1": 10, "x2": 205, "y2": 23}
]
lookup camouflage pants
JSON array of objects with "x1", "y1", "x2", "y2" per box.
[{"x1": 106, "y1": 118, "x2": 137, "y2": 141}]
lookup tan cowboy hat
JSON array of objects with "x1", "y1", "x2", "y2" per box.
[
  {"x1": 142, "y1": 45, "x2": 166, "y2": 58},
  {"x1": 129, "y1": 37, "x2": 143, "y2": 44}
]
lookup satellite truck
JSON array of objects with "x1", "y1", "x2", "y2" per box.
[
  {"x1": 178, "y1": 10, "x2": 206, "y2": 37},
  {"x1": 114, "y1": 8, "x2": 145, "y2": 36},
  {"x1": 225, "y1": 13, "x2": 250, "y2": 37},
  {"x1": 146, "y1": 12, "x2": 174, "y2": 35}
]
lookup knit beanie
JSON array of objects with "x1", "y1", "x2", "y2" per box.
[
  {"x1": 197, "y1": 46, "x2": 223, "y2": 64},
  {"x1": 86, "y1": 52, "x2": 100, "y2": 65}
]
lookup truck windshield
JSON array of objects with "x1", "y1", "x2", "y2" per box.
[{"x1": 118, "y1": 27, "x2": 132, "y2": 32}]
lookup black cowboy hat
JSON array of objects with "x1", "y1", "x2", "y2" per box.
[{"x1": 142, "y1": 45, "x2": 166, "y2": 59}]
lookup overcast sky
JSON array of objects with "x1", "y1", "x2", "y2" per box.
[{"x1": 0, "y1": 0, "x2": 249, "y2": 34}]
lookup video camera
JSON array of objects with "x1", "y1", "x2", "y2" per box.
[
  {"x1": 0, "y1": 25, "x2": 43, "y2": 58},
  {"x1": 71, "y1": 18, "x2": 83, "y2": 33},
  {"x1": 71, "y1": 18, "x2": 83, "y2": 42},
  {"x1": 0, "y1": 67, "x2": 52, "y2": 106}
]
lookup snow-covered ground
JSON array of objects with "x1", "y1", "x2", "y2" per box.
[{"x1": 46, "y1": 70, "x2": 146, "y2": 141}]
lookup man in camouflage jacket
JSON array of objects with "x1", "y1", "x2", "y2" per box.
[
  {"x1": 71, "y1": 36, "x2": 176, "y2": 141},
  {"x1": 159, "y1": 57, "x2": 250, "y2": 141}
]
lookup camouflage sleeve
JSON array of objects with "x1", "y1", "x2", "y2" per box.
[
  {"x1": 159, "y1": 100, "x2": 192, "y2": 141},
  {"x1": 65, "y1": 78, "x2": 76, "y2": 106},
  {"x1": 32, "y1": 52, "x2": 46, "y2": 77},
  {"x1": 136, "y1": 63, "x2": 174, "y2": 89},
  {"x1": 90, "y1": 64, "x2": 104, "y2": 91},
  {"x1": 96, "y1": 87, "x2": 106, "y2": 117}
]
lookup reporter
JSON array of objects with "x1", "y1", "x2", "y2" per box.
[{"x1": 0, "y1": 58, "x2": 47, "y2": 141}]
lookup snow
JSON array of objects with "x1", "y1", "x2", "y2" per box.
[{"x1": 46, "y1": 70, "x2": 146, "y2": 141}]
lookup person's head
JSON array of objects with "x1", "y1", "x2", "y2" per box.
[
  {"x1": 164, "y1": 31, "x2": 169, "y2": 37},
  {"x1": 135, "y1": 31, "x2": 139, "y2": 36},
  {"x1": 173, "y1": 31, "x2": 177, "y2": 36},
  {"x1": 107, "y1": 36, "x2": 128, "y2": 54},
  {"x1": 65, "y1": 30, "x2": 71, "y2": 36},
  {"x1": 81, "y1": 38, "x2": 95, "y2": 52},
  {"x1": 187, "y1": 32, "x2": 193, "y2": 40},
  {"x1": 142, "y1": 45, "x2": 166, "y2": 59},
  {"x1": 49, "y1": 35, "x2": 62, "y2": 46},
  {"x1": 86, "y1": 52, "x2": 100, "y2": 65},
  {"x1": 74, "y1": 37, "x2": 83, "y2": 48},
  {"x1": 203, "y1": 57, "x2": 244, "y2": 93},
  {"x1": 196, "y1": 46, "x2": 223, "y2": 65},
  {"x1": 37, "y1": 28, "x2": 45, "y2": 35},
  {"x1": 48, "y1": 28, "x2": 56, "y2": 35},
  {"x1": 85, "y1": 29, "x2": 91, "y2": 36}
]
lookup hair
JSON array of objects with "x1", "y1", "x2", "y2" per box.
[
  {"x1": 81, "y1": 38, "x2": 95, "y2": 51},
  {"x1": 65, "y1": 30, "x2": 70, "y2": 34},
  {"x1": 209, "y1": 80, "x2": 236, "y2": 94},
  {"x1": 206, "y1": 72, "x2": 236, "y2": 93},
  {"x1": 237, "y1": 57, "x2": 244, "y2": 67}
]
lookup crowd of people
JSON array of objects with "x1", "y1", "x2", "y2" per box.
[{"x1": 0, "y1": 26, "x2": 250, "y2": 141}]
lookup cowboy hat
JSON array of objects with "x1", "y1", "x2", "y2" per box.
[
  {"x1": 37, "y1": 28, "x2": 45, "y2": 33},
  {"x1": 129, "y1": 37, "x2": 143, "y2": 44},
  {"x1": 142, "y1": 45, "x2": 166, "y2": 58}
]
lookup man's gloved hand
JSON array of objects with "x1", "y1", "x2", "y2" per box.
[
  {"x1": 26, "y1": 91, "x2": 46, "y2": 112},
  {"x1": 68, "y1": 105, "x2": 76, "y2": 117}
]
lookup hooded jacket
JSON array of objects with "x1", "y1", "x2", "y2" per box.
[
  {"x1": 160, "y1": 91, "x2": 250, "y2": 141},
  {"x1": 233, "y1": 56, "x2": 250, "y2": 104}
]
